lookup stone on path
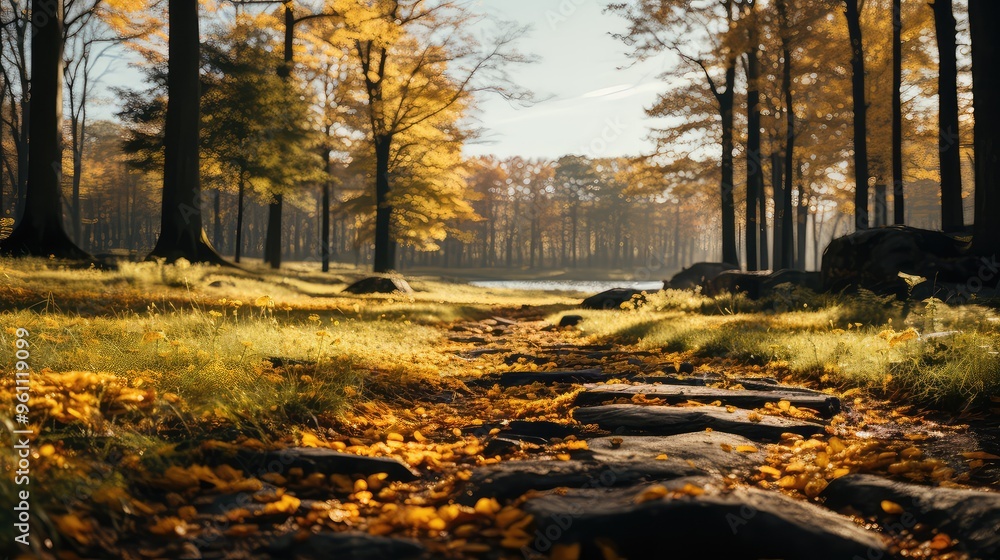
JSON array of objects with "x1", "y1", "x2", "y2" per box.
[
  {"x1": 823, "y1": 474, "x2": 1000, "y2": 556},
  {"x1": 265, "y1": 531, "x2": 424, "y2": 560},
  {"x1": 469, "y1": 368, "x2": 610, "y2": 387},
  {"x1": 460, "y1": 432, "x2": 764, "y2": 504},
  {"x1": 207, "y1": 447, "x2": 420, "y2": 483},
  {"x1": 342, "y1": 276, "x2": 413, "y2": 295},
  {"x1": 575, "y1": 383, "x2": 841, "y2": 418},
  {"x1": 573, "y1": 404, "x2": 825, "y2": 441},
  {"x1": 520, "y1": 480, "x2": 888, "y2": 560}
]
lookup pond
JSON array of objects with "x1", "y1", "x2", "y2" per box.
[{"x1": 468, "y1": 279, "x2": 664, "y2": 293}]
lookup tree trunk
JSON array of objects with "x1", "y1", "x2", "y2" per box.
[
  {"x1": 234, "y1": 172, "x2": 245, "y2": 262},
  {"x1": 213, "y1": 189, "x2": 222, "y2": 248},
  {"x1": 372, "y1": 135, "x2": 396, "y2": 272},
  {"x1": 321, "y1": 179, "x2": 330, "y2": 271},
  {"x1": 933, "y1": 0, "x2": 963, "y2": 232},
  {"x1": 781, "y1": 8, "x2": 795, "y2": 270},
  {"x1": 892, "y1": 0, "x2": 905, "y2": 225},
  {"x1": 759, "y1": 177, "x2": 768, "y2": 269},
  {"x1": 746, "y1": 39, "x2": 762, "y2": 271},
  {"x1": 845, "y1": 0, "x2": 869, "y2": 230},
  {"x1": 720, "y1": 59, "x2": 739, "y2": 266},
  {"x1": 970, "y1": 0, "x2": 1000, "y2": 253},
  {"x1": 796, "y1": 165, "x2": 808, "y2": 270},
  {"x1": 0, "y1": 0, "x2": 89, "y2": 259},
  {"x1": 146, "y1": 0, "x2": 226, "y2": 265},
  {"x1": 771, "y1": 152, "x2": 784, "y2": 269}
]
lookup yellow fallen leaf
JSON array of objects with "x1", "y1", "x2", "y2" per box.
[
  {"x1": 962, "y1": 451, "x2": 1000, "y2": 460},
  {"x1": 881, "y1": 500, "x2": 905, "y2": 515},
  {"x1": 736, "y1": 445, "x2": 758, "y2": 453},
  {"x1": 634, "y1": 485, "x2": 669, "y2": 504},
  {"x1": 655, "y1": 453, "x2": 668, "y2": 460}
]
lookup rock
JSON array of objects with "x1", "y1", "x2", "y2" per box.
[
  {"x1": 459, "y1": 432, "x2": 764, "y2": 504},
  {"x1": 821, "y1": 225, "x2": 980, "y2": 298},
  {"x1": 492, "y1": 316, "x2": 519, "y2": 326},
  {"x1": 205, "y1": 447, "x2": 420, "y2": 482},
  {"x1": 706, "y1": 269, "x2": 823, "y2": 299},
  {"x1": 573, "y1": 404, "x2": 824, "y2": 441},
  {"x1": 558, "y1": 314, "x2": 584, "y2": 327},
  {"x1": 342, "y1": 276, "x2": 413, "y2": 295},
  {"x1": 678, "y1": 361, "x2": 695, "y2": 374},
  {"x1": 469, "y1": 368, "x2": 610, "y2": 387},
  {"x1": 581, "y1": 288, "x2": 647, "y2": 310},
  {"x1": 666, "y1": 262, "x2": 739, "y2": 290},
  {"x1": 574, "y1": 383, "x2": 841, "y2": 418},
  {"x1": 265, "y1": 532, "x2": 424, "y2": 560},
  {"x1": 705, "y1": 270, "x2": 773, "y2": 298},
  {"x1": 823, "y1": 474, "x2": 1000, "y2": 556},
  {"x1": 520, "y1": 481, "x2": 887, "y2": 560},
  {"x1": 208, "y1": 280, "x2": 236, "y2": 288}
]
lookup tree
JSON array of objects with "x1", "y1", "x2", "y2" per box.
[
  {"x1": 970, "y1": 0, "x2": 1000, "y2": 253},
  {"x1": 610, "y1": 0, "x2": 744, "y2": 266},
  {"x1": 344, "y1": 0, "x2": 529, "y2": 273},
  {"x1": 892, "y1": 0, "x2": 904, "y2": 225},
  {"x1": 0, "y1": 0, "x2": 90, "y2": 258},
  {"x1": 931, "y1": 0, "x2": 963, "y2": 232},
  {"x1": 845, "y1": 0, "x2": 869, "y2": 231},
  {"x1": 146, "y1": 0, "x2": 226, "y2": 264},
  {"x1": 202, "y1": 15, "x2": 322, "y2": 263},
  {"x1": 744, "y1": 0, "x2": 762, "y2": 270}
]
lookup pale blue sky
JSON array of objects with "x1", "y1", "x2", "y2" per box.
[
  {"x1": 92, "y1": 0, "x2": 666, "y2": 160},
  {"x1": 464, "y1": 0, "x2": 665, "y2": 159}
]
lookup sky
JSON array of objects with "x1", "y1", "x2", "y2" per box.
[
  {"x1": 91, "y1": 0, "x2": 669, "y2": 161},
  {"x1": 464, "y1": 0, "x2": 666, "y2": 160}
]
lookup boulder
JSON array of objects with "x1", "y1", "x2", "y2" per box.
[
  {"x1": 705, "y1": 270, "x2": 772, "y2": 298},
  {"x1": 519, "y1": 481, "x2": 888, "y2": 560},
  {"x1": 558, "y1": 314, "x2": 584, "y2": 327},
  {"x1": 823, "y1": 474, "x2": 1000, "y2": 557},
  {"x1": 820, "y1": 225, "x2": 983, "y2": 298},
  {"x1": 706, "y1": 269, "x2": 822, "y2": 299},
  {"x1": 581, "y1": 288, "x2": 646, "y2": 310},
  {"x1": 665, "y1": 262, "x2": 739, "y2": 290},
  {"x1": 574, "y1": 383, "x2": 841, "y2": 417},
  {"x1": 342, "y1": 276, "x2": 413, "y2": 295}
]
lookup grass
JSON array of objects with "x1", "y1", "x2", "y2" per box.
[{"x1": 564, "y1": 287, "x2": 1000, "y2": 410}]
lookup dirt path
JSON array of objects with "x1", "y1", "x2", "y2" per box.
[{"x1": 98, "y1": 310, "x2": 1000, "y2": 560}]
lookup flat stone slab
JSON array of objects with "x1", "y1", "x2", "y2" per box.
[
  {"x1": 823, "y1": 474, "x2": 1000, "y2": 556},
  {"x1": 520, "y1": 480, "x2": 887, "y2": 560},
  {"x1": 265, "y1": 531, "x2": 424, "y2": 559},
  {"x1": 576, "y1": 383, "x2": 841, "y2": 417},
  {"x1": 573, "y1": 404, "x2": 825, "y2": 442},
  {"x1": 458, "y1": 432, "x2": 764, "y2": 504},
  {"x1": 206, "y1": 447, "x2": 420, "y2": 483},
  {"x1": 469, "y1": 368, "x2": 610, "y2": 387}
]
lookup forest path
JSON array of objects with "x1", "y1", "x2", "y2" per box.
[{"x1": 115, "y1": 308, "x2": 1000, "y2": 560}]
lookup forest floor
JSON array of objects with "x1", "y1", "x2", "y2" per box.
[{"x1": 1, "y1": 259, "x2": 999, "y2": 559}]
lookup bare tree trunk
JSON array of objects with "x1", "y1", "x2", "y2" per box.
[
  {"x1": 745, "y1": 26, "x2": 762, "y2": 271},
  {"x1": 892, "y1": 0, "x2": 905, "y2": 224},
  {"x1": 147, "y1": 0, "x2": 226, "y2": 265},
  {"x1": 0, "y1": 0, "x2": 89, "y2": 259},
  {"x1": 970, "y1": 0, "x2": 1000, "y2": 253},
  {"x1": 933, "y1": 0, "x2": 964, "y2": 232},
  {"x1": 846, "y1": 0, "x2": 869, "y2": 230},
  {"x1": 720, "y1": 57, "x2": 739, "y2": 266},
  {"x1": 372, "y1": 135, "x2": 396, "y2": 272}
]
